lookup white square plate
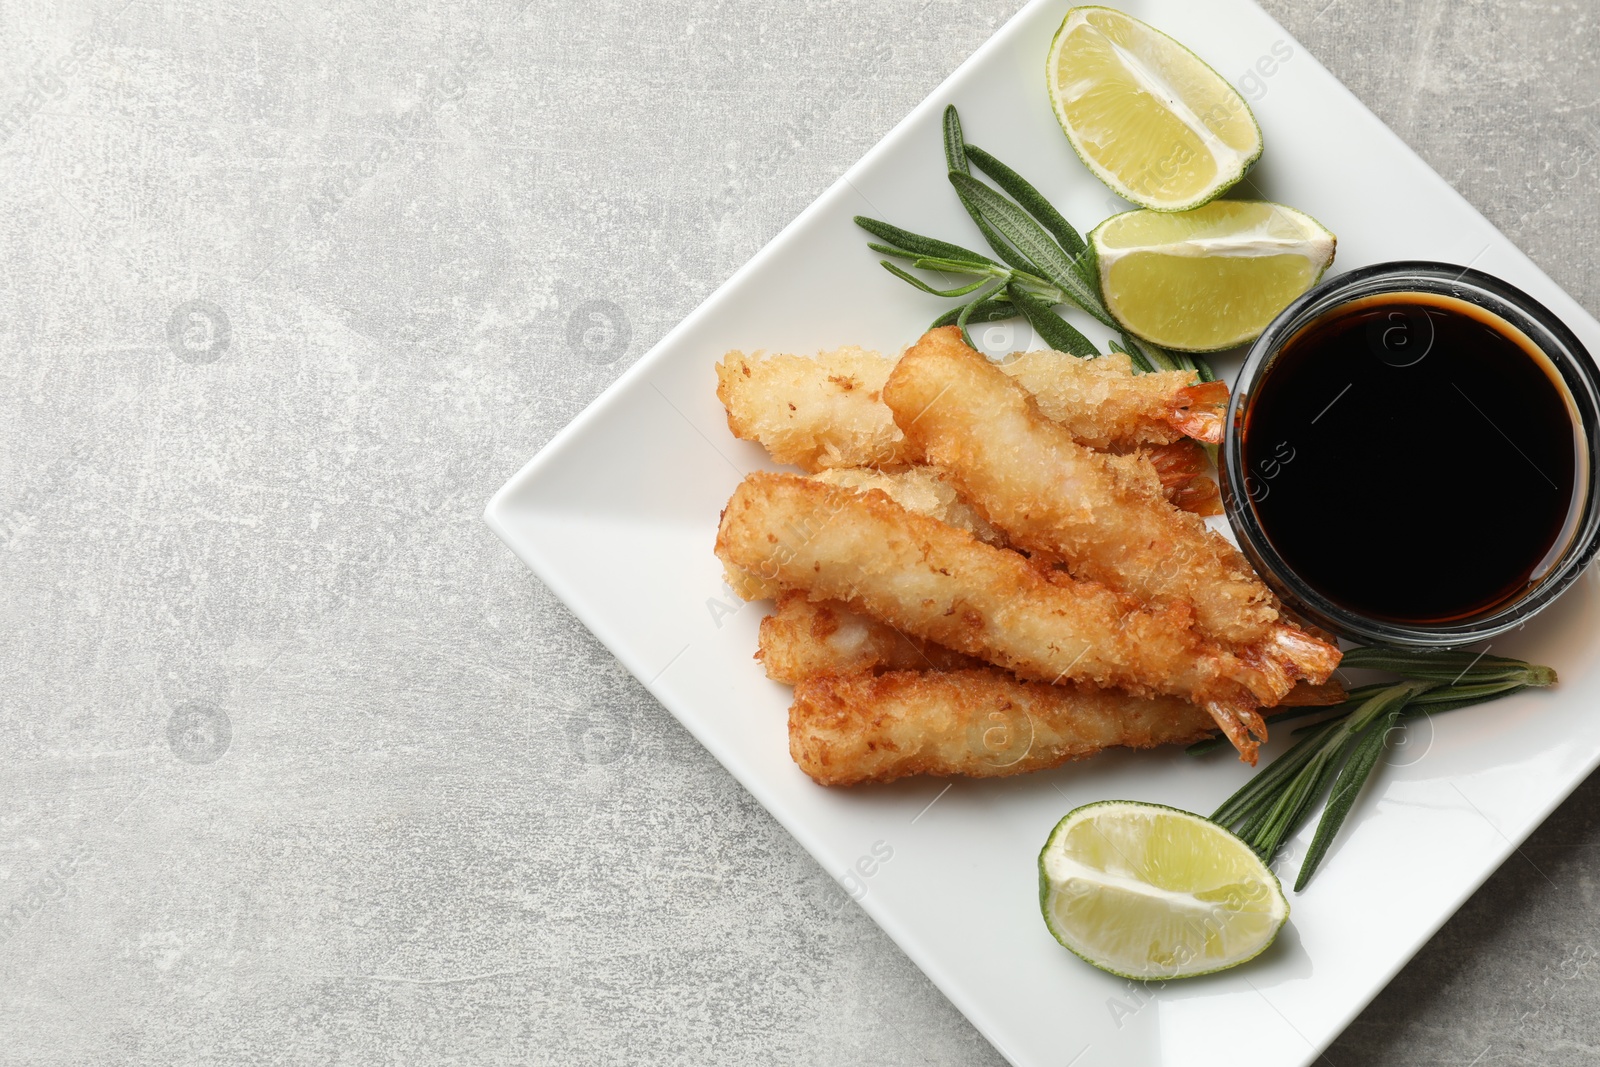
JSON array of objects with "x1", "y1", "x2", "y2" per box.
[{"x1": 485, "y1": 2, "x2": 1600, "y2": 1063}]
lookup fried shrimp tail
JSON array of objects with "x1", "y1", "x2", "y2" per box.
[
  {"x1": 1167, "y1": 379, "x2": 1230, "y2": 445},
  {"x1": 715, "y1": 472, "x2": 1278, "y2": 757},
  {"x1": 789, "y1": 670, "x2": 1234, "y2": 786},
  {"x1": 883, "y1": 327, "x2": 1340, "y2": 698},
  {"x1": 1168, "y1": 474, "x2": 1224, "y2": 516},
  {"x1": 1142, "y1": 440, "x2": 1223, "y2": 516}
]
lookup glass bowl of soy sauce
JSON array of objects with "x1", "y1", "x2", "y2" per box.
[{"x1": 1222, "y1": 261, "x2": 1600, "y2": 648}]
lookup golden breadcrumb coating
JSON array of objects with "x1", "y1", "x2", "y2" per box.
[
  {"x1": 884, "y1": 327, "x2": 1340, "y2": 713},
  {"x1": 715, "y1": 348, "x2": 913, "y2": 472},
  {"x1": 714, "y1": 345, "x2": 1225, "y2": 478},
  {"x1": 723, "y1": 465, "x2": 1006, "y2": 600},
  {"x1": 789, "y1": 669, "x2": 1224, "y2": 785},
  {"x1": 998, "y1": 349, "x2": 1212, "y2": 448},
  {"x1": 714, "y1": 471, "x2": 1282, "y2": 759},
  {"x1": 757, "y1": 592, "x2": 982, "y2": 684},
  {"x1": 789, "y1": 669, "x2": 1338, "y2": 787},
  {"x1": 808, "y1": 466, "x2": 1003, "y2": 545}
]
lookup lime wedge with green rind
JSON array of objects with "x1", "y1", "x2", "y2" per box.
[
  {"x1": 1039, "y1": 800, "x2": 1289, "y2": 980},
  {"x1": 1048, "y1": 7, "x2": 1262, "y2": 212},
  {"x1": 1090, "y1": 200, "x2": 1337, "y2": 352}
]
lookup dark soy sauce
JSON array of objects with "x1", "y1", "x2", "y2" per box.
[{"x1": 1243, "y1": 293, "x2": 1584, "y2": 624}]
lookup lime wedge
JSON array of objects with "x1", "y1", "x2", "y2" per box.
[
  {"x1": 1047, "y1": 7, "x2": 1261, "y2": 211},
  {"x1": 1090, "y1": 201, "x2": 1336, "y2": 352},
  {"x1": 1039, "y1": 801, "x2": 1288, "y2": 980}
]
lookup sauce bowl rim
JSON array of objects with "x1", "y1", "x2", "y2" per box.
[{"x1": 1221, "y1": 260, "x2": 1600, "y2": 648}]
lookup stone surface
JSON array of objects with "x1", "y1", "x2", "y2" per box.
[{"x1": 1, "y1": 1, "x2": 1596, "y2": 1064}]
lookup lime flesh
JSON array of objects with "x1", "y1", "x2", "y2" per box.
[
  {"x1": 1091, "y1": 200, "x2": 1337, "y2": 352},
  {"x1": 1039, "y1": 801, "x2": 1289, "y2": 980},
  {"x1": 1048, "y1": 7, "x2": 1262, "y2": 211}
]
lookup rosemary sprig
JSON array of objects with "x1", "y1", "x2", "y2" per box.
[
  {"x1": 1201, "y1": 648, "x2": 1557, "y2": 890},
  {"x1": 855, "y1": 105, "x2": 1215, "y2": 381},
  {"x1": 1338, "y1": 646, "x2": 1558, "y2": 686}
]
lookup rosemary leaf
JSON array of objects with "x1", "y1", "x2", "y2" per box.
[
  {"x1": 1072, "y1": 241, "x2": 1102, "y2": 301},
  {"x1": 1107, "y1": 338, "x2": 1157, "y2": 375},
  {"x1": 1339, "y1": 647, "x2": 1558, "y2": 686},
  {"x1": 1006, "y1": 283, "x2": 1099, "y2": 358},
  {"x1": 1164, "y1": 349, "x2": 1215, "y2": 382},
  {"x1": 1119, "y1": 332, "x2": 1180, "y2": 373},
  {"x1": 906, "y1": 255, "x2": 1000, "y2": 276},
  {"x1": 1238, "y1": 683, "x2": 1427, "y2": 869},
  {"x1": 1409, "y1": 681, "x2": 1521, "y2": 704},
  {"x1": 964, "y1": 144, "x2": 1087, "y2": 257},
  {"x1": 947, "y1": 172, "x2": 1113, "y2": 327},
  {"x1": 1295, "y1": 706, "x2": 1404, "y2": 890},
  {"x1": 1209, "y1": 650, "x2": 1554, "y2": 887},
  {"x1": 1402, "y1": 691, "x2": 1528, "y2": 718},
  {"x1": 942, "y1": 105, "x2": 969, "y2": 176},
  {"x1": 854, "y1": 216, "x2": 996, "y2": 267},
  {"x1": 867, "y1": 242, "x2": 919, "y2": 260},
  {"x1": 1289, "y1": 680, "x2": 1530, "y2": 737},
  {"x1": 1236, "y1": 803, "x2": 1275, "y2": 850},
  {"x1": 1343, "y1": 681, "x2": 1432, "y2": 735},
  {"x1": 1283, "y1": 680, "x2": 1524, "y2": 736},
  {"x1": 1215, "y1": 683, "x2": 1420, "y2": 846},
  {"x1": 940, "y1": 109, "x2": 1041, "y2": 273},
  {"x1": 962, "y1": 207, "x2": 1038, "y2": 274},
  {"x1": 1211, "y1": 716, "x2": 1343, "y2": 825},
  {"x1": 1248, "y1": 755, "x2": 1332, "y2": 859}
]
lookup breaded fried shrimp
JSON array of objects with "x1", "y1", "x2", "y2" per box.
[
  {"x1": 998, "y1": 349, "x2": 1222, "y2": 447},
  {"x1": 789, "y1": 669, "x2": 1225, "y2": 785},
  {"x1": 883, "y1": 327, "x2": 1340, "y2": 696},
  {"x1": 761, "y1": 594, "x2": 1345, "y2": 708},
  {"x1": 715, "y1": 472, "x2": 1279, "y2": 758},
  {"x1": 715, "y1": 349, "x2": 912, "y2": 471},
  {"x1": 758, "y1": 592, "x2": 981, "y2": 684},
  {"x1": 714, "y1": 345, "x2": 1225, "y2": 474}
]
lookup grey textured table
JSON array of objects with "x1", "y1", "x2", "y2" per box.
[{"x1": 2, "y1": 1, "x2": 1597, "y2": 1063}]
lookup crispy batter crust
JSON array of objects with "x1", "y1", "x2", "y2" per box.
[
  {"x1": 761, "y1": 594, "x2": 1343, "y2": 700},
  {"x1": 767, "y1": 599, "x2": 1343, "y2": 785},
  {"x1": 722, "y1": 467, "x2": 1007, "y2": 601},
  {"x1": 998, "y1": 349, "x2": 1207, "y2": 448},
  {"x1": 715, "y1": 349, "x2": 913, "y2": 472},
  {"x1": 757, "y1": 592, "x2": 982, "y2": 684},
  {"x1": 715, "y1": 472, "x2": 1279, "y2": 756},
  {"x1": 789, "y1": 670, "x2": 1224, "y2": 785},
  {"x1": 714, "y1": 346, "x2": 1224, "y2": 483},
  {"x1": 808, "y1": 467, "x2": 1003, "y2": 545},
  {"x1": 884, "y1": 327, "x2": 1340, "y2": 702}
]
